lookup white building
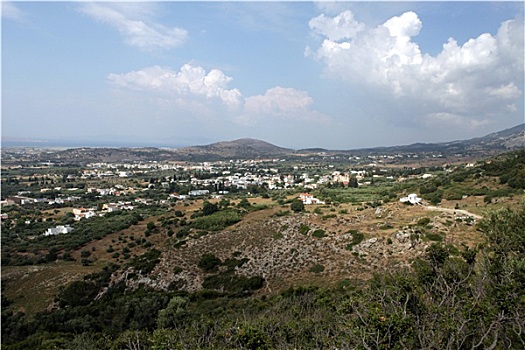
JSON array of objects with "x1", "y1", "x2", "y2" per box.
[
  {"x1": 399, "y1": 193, "x2": 422, "y2": 205},
  {"x1": 44, "y1": 225, "x2": 74, "y2": 236},
  {"x1": 300, "y1": 193, "x2": 325, "y2": 205},
  {"x1": 189, "y1": 190, "x2": 210, "y2": 196}
]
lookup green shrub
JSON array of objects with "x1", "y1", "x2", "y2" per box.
[
  {"x1": 129, "y1": 249, "x2": 161, "y2": 275},
  {"x1": 192, "y1": 210, "x2": 241, "y2": 231},
  {"x1": 426, "y1": 232, "x2": 444, "y2": 242},
  {"x1": 312, "y1": 229, "x2": 326, "y2": 238},
  {"x1": 309, "y1": 264, "x2": 325, "y2": 273},
  {"x1": 57, "y1": 280, "x2": 99, "y2": 307},
  {"x1": 299, "y1": 224, "x2": 310, "y2": 235},
  {"x1": 198, "y1": 253, "x2": 222, "y2": 273},
  {"x1": 290, "y1": 199, "x2": 305, "y2": 213},
  {"x1": 202, "y1": 272, "x2": 264, "y2": 293},
  {"x1": 346, "y1": 231, "x2": 365, "y2": 250},
  {"x1": 273, "y1": 210, "x2": 290, "y2": 217},
  {"x1": 417, "y1": 217, "x2": 431, "y2": 226},
  {"x1": 322, "y1": 214, "x2": 337, "y2": 220}
]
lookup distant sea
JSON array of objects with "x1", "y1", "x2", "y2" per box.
[{"x1": 1, "y1": 139, "x2": 185, "y2": 148}]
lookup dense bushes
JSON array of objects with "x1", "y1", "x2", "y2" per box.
[
  {"x1": 191, "y1": 210, "x2": 241, "y2": 231},
  {"x1": 128, "y1": 249, "x2": 161, "y2": 275},
  {"x1": 202, "y1": 273, "x2": 264, "y2": 293}
]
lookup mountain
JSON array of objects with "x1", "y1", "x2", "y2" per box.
[
  {"x1": 173, "y1": 138, "x2": 292, "y2": 161},
  {"x1": 298, "y1": 123, "x2": 524, "y2": 157}
]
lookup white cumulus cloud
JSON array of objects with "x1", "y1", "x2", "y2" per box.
[
  {"x1": 308, "y1": 10, "x2": 524, "y2": 128},
  {"x1": 309, "y1": 10, "x2": 365, "y2": 41},
  {"x1": 79, "y1": 3, "x2": 187, "y2": 51},
  {"x1": 108, "y1": 63, "x2": 242, "y2": 109}
]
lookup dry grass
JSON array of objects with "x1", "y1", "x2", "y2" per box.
[{"x1": 2, "y1": 263, "x2": 99, "y2": 316}]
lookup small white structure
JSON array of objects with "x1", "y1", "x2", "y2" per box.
[
  {"x1": 189, "y1": 190, "x2": 210, "y2": 197},
  {"x1": 44, "y1": 225, "x2": 73, "y2": 236},
  {"x1": 300, "y1": 193, "x2": 325, "y2": 205},
  {"x1": 400, "y1": 193, "x2": 422, "y2": 205}
]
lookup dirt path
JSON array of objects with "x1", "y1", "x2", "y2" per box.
[{"x1": 424, "y1": 206, "x2": 483, "y2": 220}]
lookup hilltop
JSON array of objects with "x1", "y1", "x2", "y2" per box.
[{"x1": 173, "y1": 138, "x2": 292, "y2": 161}]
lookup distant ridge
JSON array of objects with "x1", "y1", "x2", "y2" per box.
[
  {"x1": 3, "y1": 124, "x2": 523, "y2": 163},
  {"x1": 295, "y1": 123, "x2": 524, "y2": 156}
]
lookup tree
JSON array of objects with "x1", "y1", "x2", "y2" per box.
[
  {"x1": 157, "y1": 296, "x2": 189, "y2": 329},
  {"x1": 348, "y1": 175, "x2": 358, "y2": 188},
  {"x1": 290, "y1": 199, "x2": 305, "y2": 213},
  {"x1": 202, "y1": 201, "x2": 219, "y2": 216}
]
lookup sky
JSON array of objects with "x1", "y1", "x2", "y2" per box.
[{"x1": 2, "y1": 1, "x2": 524, "y2": 149}]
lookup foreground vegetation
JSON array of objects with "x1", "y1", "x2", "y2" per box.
[
  {"x1": 2, "y1": 205, "x2": 524, "y2": 349},
  {"x1": 2, "y1": 150, "x2": 525, "y2": 349}
]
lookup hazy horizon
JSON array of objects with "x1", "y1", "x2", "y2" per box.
[{"x1": 2, "y1": 122, "x2": 523, "y2": 151}]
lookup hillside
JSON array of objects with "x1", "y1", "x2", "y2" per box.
[{"x1": 301, "y1": 123, "x2": 524, "y2": 157}]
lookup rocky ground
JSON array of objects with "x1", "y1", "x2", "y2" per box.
[{"x1": 110, "y1": 201, "x2": 481, "y2": 295}]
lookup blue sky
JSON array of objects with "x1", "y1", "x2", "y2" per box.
[{"x1": 2, "y1": 1, "x2": 524, "y2": 149}]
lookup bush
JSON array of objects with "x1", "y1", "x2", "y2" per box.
[
  {"x1": 312, "y1": 229, "x2": 326, "y2": 238},
  {"x1": 417, "y1": 217, "x2": 431, "y2": 226},
  {"x1": 299, "y1": 224, "x2": 310, "y2": 235},
  {"x1": 57, "y1": 280, "x2": 99, "y2": 307},
  {"x1": 198, "y1": 253, "x2": 222, "y2": 273},
  {"x1": 129, "y1": 249, "x2": 161, "y2": 275},
  {"x1": 290, "y1": 200, "x2": 305, "y2": 213},
  {"x1": 273, "y1": 210, "x2": 290, "y2": 217},
  {"x1": 309, "y1": 264, "x2": 325, "y2": 273},
  {"x1": 426, "y1": 233, "x2": 444, "y2": 242},
  {"x1": 346, "y1": 231, "x2": 364, "y2": 249},
  {"x1": 202, "y1": 272, "x2": 264, "y2": 293},
  {"x1": 202, "y1": 201, "x2": 219, "y2": 216}
]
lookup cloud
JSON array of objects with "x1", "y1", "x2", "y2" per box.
[
  {"x1": 309, "y1": 11, "x2": 365, "y2": 41},
  {"x1": 2, "y1": 2, "x2": 27, "y2": 22},
  {"x1": 108, "y1": 63, "x2": 242, "y2": 109},
  {"x1": 308, "y1": 10, "x2": 524, "y2": 128},
  {"x1": 241, "y1": 87, "x2": 330, "y2": 125},
  {"x1": 109, "y1": 63, "x2": 329, "y2": 127},
  {"x1": 79, "y1": 3, "x2": 187, "y2": 51}
]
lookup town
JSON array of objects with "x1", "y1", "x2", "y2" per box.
[{"x1": 1, "y1": 151, "x2": 445, "y2": 236}]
